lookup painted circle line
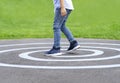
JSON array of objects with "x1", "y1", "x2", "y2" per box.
[
  {"x1": 0, "y1": 45, "x2": 119, "y2": 61},
  {"x1": 0, "y1": 63, "x2": 120, "y2": 69},
  {"x1": 0, "y1": 42, "x2": 120, "y2": 69},
  {"x1": 19, "y1": 48, "x2": 104, "y2": 61},
  {"x1": 19, "y1": 48, "x2": 104, "y2": 58},
  {"x1": 0, "y1": 42, "x2": 120, "y2": 47},
  {"x1": 18, "y1": 46, "x2": 120, "y2": 62}
]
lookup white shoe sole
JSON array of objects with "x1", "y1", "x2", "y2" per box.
[
  {"x1": 67, "y1": 45, "x2": 80, "y2": 53},
  {"x1": 44, "y1": 52, "x2": 62, "y2": 56}
]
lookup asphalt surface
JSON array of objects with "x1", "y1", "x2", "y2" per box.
[{"x1": 0, "y1": 38, "x2": 120, "y2": 83}]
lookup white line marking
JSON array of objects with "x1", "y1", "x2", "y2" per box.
[
  {"x1": 18, "y1": 46, "x2": 120, "y2": 62},
  {"x1": 0, "y1": 63, "x2": 120, "y2": 69},
  {"x1": 0, "y1": 42, "x2": 120, "y2": 69},
  {"x1": 18, "y1": 48, "x2": 104, "y2": 60},
  {"x1": 0, "y1": 42, "x2": 120, "y2": 47},
  {"x1": 0, "y1": 45, "x2": 118, "y2": 62}
]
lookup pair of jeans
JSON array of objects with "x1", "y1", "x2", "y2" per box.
[{"x1": 53, "y1": 8, "x2": 74, "y2": 48}]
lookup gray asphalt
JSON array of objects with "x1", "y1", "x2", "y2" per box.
[{"x1": 0, "y1": 38, "x2": 120, "y2": 83}]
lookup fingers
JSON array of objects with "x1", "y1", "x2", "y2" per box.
[{"x1": 61, "y1": 8, "x2": 67, "y2": 16}]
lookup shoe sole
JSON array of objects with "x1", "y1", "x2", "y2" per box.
[
  {"x1": 44, "y1": 52, "x2": 62, "y2": 56},
  {"x1": 67, "y1": 45, "x2": 80, "y2": 53}
]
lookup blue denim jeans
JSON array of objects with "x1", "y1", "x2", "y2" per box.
[{"x1": 53, "y1": 8, "x2": 74, "y2": 48}]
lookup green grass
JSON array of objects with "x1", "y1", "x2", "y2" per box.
[{"x1": 0, "y1": 0, "x2": 120, "y2": 40}]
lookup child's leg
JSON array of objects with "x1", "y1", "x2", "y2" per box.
[
  {"x1": 61, "y1": 19, "x2": 74, "y2": 43},
  {"x1": 61, "y1": 9, "x2": 80, "y2": 51},
  {"x1": 61, "y1": 9, "x2": 74, "y2": 43},
  {"x1": 53, "y1": 8, "x2": 68, "y2": 48}
]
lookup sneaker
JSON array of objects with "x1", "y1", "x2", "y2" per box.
[
  {"x1": 44, "y1": 47, "x2": 62, "y2": 56},
  {"x1": 67, "y1": 40, "x2": 80, "y2": 52}
]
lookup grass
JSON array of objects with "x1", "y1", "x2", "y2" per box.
[{"x1": 0, "y1": 0, "x2": 120, "y2": 40}]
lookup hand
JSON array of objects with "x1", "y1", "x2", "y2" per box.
[{"x1": 61, "y1": 8, "x2": 67, "y2": 16}]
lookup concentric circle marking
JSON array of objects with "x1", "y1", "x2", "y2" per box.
[
  {"x1": 19, "y1": 48, "x2": 104, "y2": 61},
  {"x1": 18, "y1": 46, "x2": 120, "y2": 62},
  {"x1": 0, "y1": 42, "x2": 120, "y2": 69}
]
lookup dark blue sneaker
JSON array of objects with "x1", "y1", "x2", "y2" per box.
[
  {"x1": 67, "y1": 40, "x2": 80, "y2": 52},
  {"x1": 44, "y1": 47, "x2": 62, "y2": 56}
]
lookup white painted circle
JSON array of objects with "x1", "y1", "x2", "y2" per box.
[
  {"x1": 19, "y1": 48, "x2": 104, "y2": 61},
  {"x1": 0, "y1": 42, "x2": 120, "y2": 69},
  {"x1": 0, "y1": 63, "x2": 120, "y2": 69},
  {"x1": 18, "y1": 46, "x2": 120, "y2": 62}
]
